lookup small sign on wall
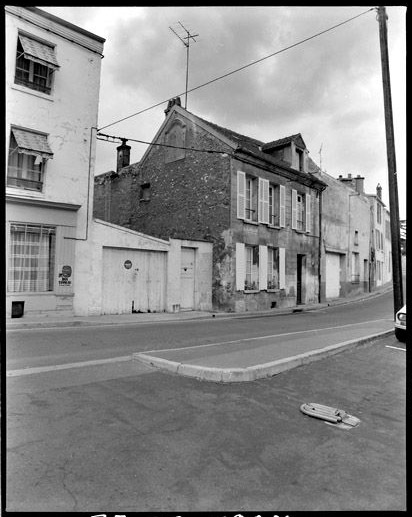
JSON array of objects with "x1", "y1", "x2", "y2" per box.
[{"x1": 58, "y1": 265, "x2": 72, "y2": 286}]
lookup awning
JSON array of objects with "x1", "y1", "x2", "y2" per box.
[
  {"x1": 11, "y1": 128, "x2": 53, "y2": 159},
  {"x1": 18, "y1": 34, "x2": 60, "y2": 70}
]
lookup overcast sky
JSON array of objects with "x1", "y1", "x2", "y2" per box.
[{"x1": 40, "y1": 5, "x2": 406, "y2": 218}]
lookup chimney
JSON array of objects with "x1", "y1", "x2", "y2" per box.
[
  {"x1": 376, "y1": 183, "x2": 382, "y2": 199},
  {"x1": 164, "y1": 96, "x2": 182, "y2": 117},
  {"x1": 354, "y1": 174, "x2": 365, "y2": 194},
  {"x1": 116, "y1": 138, "x2": 131, "y2": 172}
]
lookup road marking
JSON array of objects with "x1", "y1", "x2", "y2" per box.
[
  {"x1": 385, "y1": 345, "x2": 406, "y2": 351},
  {"x1": 144, "y1": 319, "x2": 393, "y2": 354},
  {"x1": 7, "y1": 355, "x2": 131, "y2": 377}
]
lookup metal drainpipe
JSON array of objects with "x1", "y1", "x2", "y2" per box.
[{"x1": 318, "y1": 189, "x2": 322, "y2": 303}]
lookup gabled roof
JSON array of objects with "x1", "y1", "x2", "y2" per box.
[
  {"x1": 262, "y1": 133, "x2": 307, "y2": 151},
  {"x1": 137, "y1": 103, "x2": 327, "y2": 191}
]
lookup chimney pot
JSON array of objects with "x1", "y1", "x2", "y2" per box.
[
  {"x1": 116, "y1": 139, "x2": 131, "y2": 172},
  {"x1": 164, "y1": 96, "x2": 182, "y2": 116}
]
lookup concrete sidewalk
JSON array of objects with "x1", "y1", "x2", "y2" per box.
[
  {"x1": 6, "y1": 285, "x2": 393, "y2": 330},
  {"x1": 132, "y1": 319, "x2": 394, "y2": 383}
]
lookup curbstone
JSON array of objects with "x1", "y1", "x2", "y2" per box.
[{"x1": 132, "y1": 329, "x2": 394, "y2": 383}]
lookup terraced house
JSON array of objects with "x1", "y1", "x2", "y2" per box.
[{"x1": 94, "y1": 97, "x2": 327, "y2": 312}]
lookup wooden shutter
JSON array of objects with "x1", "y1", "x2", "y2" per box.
[
  {"x1": 291, "y1": 189, "x2": 297, "y2": 229},
  {"x1": 259, "y1": 245, "x2": 268, "y2": 290},
  {"x1": 279, "y1": 247, "x2": 286, "y2": 289},
  {"x1": 237, "y1": 171, "x2": 246, "y2": 220},
  {"x1": 235, "y1": 242, "x2": 245, "y2": 290},
  {"x1": 279, "y1": 185, "x2": 286, "y2": 227},
  {"x1": 305, "y1": 193, "x2": 311, "y2": 233},
  {"x1": 258, "y1": 178, "x2": 269, "y2": 224}
]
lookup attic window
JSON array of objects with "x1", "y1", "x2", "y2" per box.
[
  {"x1": 296, "y1": 148, "x2": 304, "y2": 172},
  {"x1": 140, "y1": 182, "x2": 151, "y2": 201}
]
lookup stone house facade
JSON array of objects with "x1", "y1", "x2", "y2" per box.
[{"x1": 94, "y1": 99, "x2": 327, "y2": 312}]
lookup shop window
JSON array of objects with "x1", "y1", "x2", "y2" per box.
[{"x1": 8, "y1": 223, "x2": 56, "y2": 292}]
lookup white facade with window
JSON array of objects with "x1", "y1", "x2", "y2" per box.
[{"x1": 6, "y1": 6, "x2": 105, "y2": 317}]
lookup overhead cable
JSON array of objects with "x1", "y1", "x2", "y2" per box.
[
  {"x1": 98, "y1": 7, "x2": 375, "y2": 131},
  {"x1": 97, "y1": 133, "x2": 232, "y2": 155}
]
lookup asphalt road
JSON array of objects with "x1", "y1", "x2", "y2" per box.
[
  {"x1": 6, "y1": 332, "x2": 405, "y2": 512},
  {"x1": 7, "y1": 289, "x2": 394, "y2": 371}
]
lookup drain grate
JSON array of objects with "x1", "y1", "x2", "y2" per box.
[{"x1": 300, "y1": 402, "x2": 360, "y2": 429}]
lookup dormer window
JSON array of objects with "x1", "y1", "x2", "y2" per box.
[{"x1": 296, "y1": 148, "x2": 304, "y2": 172}]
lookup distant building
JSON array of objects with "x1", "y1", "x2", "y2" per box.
[
  {"x1": 94, "y1": 98, "x2": 327, "y2": 312},
  {"x1": 366, "y1": 184, "x2": 393, "y2": 288},
  {"x1": 310, "y1": 170, "x2": 372, "y2": 300}
]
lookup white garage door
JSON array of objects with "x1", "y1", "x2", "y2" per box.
[
  {"x1": 325, "y1": 252, "x2": 341, "y2": 299},
  {"x1": 102, "y1": 247, "x2": 166, "y2": 314}
]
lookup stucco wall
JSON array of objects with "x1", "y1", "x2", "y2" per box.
[
  {"x1": 5, "y1": 7, "x2": 103, "y2": 235},
  {"x1": 74, "y1": 220, "x2": 212, "y2": 316},
  {"x1": 318, "y1": 172, "x2": 371, "y2": 300}
]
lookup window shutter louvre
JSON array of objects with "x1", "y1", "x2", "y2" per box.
[
  {"x1": 279, "y1": 247, "x2": 286, "y2": 289},
  {"x1": 291, "y1": 189, "x2": 297, "y2": 229},
  {"x1": 258, "y1": 178, "x2": 269, "y2": 224},
  {"x1": 237, "y1": 171, "x2": 246, "y2": 220},
  {"x1": 279, "y1": 185, "x2": 286, "y2": 227},
  {"x1": 259, "y1": 245, "x2": 268, "y2": 290},
  {"x1": 235, "y1": 242, "x2": 246, "y2": 290},
  {"x1": 263, "y1": 179, "x2": 269, "y2": 224},
  {"x1": 305, "y1": 193, "x2": 311, "y2": 233},
  {"x1": 258, "y1": 178, "x2": 264, "y2": 223}
]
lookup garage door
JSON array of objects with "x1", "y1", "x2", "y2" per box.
[
  {"x1": 325, "y1": 252, "x2": 341, "y2": 299},
  {"x1": 102, "y1": 247, "x2": 166, "y2": 314}
]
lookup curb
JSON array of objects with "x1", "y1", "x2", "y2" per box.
[{"x1": 132, "y1": 329, "x2": 394, "y2": 383}]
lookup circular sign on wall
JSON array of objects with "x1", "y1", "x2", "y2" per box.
[{"x1": 124, "y1": 260, "x2": 132, "y2": 269}]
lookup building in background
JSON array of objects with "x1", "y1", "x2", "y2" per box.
[
  {"x1": 311, "y1": 170, "x2": 373, "y2": 300},
  {"x1": 367, "y1": 184, "x2": 393, "y2": 288},
  {"x1": 5, "y1": 5, "x2": 105, "y2": 318},
  {"x1": 94, "y1": 98, "x2": 327, "y2": 312}
]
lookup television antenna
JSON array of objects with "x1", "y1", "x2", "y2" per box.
[{"x1": 169, "y1": 21, "x2": 199, "y2": 109}]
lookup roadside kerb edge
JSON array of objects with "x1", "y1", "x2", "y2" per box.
[{"x1": 132, "y1": 329, "x2": 394, "y2": 383}]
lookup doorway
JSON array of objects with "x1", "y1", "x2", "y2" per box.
[{"x1": 297, "y1": 254, "x2": 305, "y2": 305}]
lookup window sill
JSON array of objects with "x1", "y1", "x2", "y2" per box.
[
  {"x1": 244, "y1": 289, "x2": 259, "y2": 294},
  {"x1": 11, "y1": 83, "x2": 54, "y2": 102},
  {"x1": 267, "y1": 224, "x2": 281, "y2": 230},
  {"x1": 6, "y1": 186, "x2": 45, "y2": 198},
  {"x1": 267, "y1": 288, "x2": 280, "y2": 292},
  {"x1": 243, "y1": 220, "x2": 259, "y2": 226}
]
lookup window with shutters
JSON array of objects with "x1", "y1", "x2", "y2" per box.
[
  {"x1": 7, "y1": 127, "x2": 53, "y2": 192},
  {"x1": 15, "y1": 33, "x2": 59, "y2": 94},
  {"x1": 245, "y1": 245, "x2": 259, "y2": 290},
  {"x1": 269, "y1": 184, "x2": 280, "y2": 226},
  {"x1": 267, "y1": 247, "x2": 280, "y2": 289},
  {"x1": 245, "y1": 176, "x2": 258, "y2": 222},
  {"x1": 291, "y1": 190, "x2": 311, "y2": 233}
]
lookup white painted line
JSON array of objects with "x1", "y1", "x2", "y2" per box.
[
  {"x1": 7, "y1": 355, "x2": 131, "y2": 377},
  {"x1": 144, "y1": 319, "x2": 393, "y2": 354},
  {"x1": 385, "y1": 345, "x2": 406, "y2": 351}
]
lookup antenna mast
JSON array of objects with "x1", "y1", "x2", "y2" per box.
[{"x1": 169, "y1": 22, "x2": 199, "y2": 109}]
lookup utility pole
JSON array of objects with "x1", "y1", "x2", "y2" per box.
[
  {"x1": 376, "y1": 6, "x2": 404, "y2": 317},
  {"x1": 169, "y1": 22, "x2": 199, "y2": 109}
]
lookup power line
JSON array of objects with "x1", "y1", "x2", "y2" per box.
[
  {"x1": 97, "y1": 132, "x2": 232, "y2": 155},
  {"x1": 98, "y1": 7, "x2": 375, "y2": 132}
]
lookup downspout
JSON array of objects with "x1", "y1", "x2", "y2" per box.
[
  {"x1": 64, "y1": 125, "x2": 96, "y2": 241},
  {"x1": 318, "y1": 188, "x2": 323, "y2": 303}
]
